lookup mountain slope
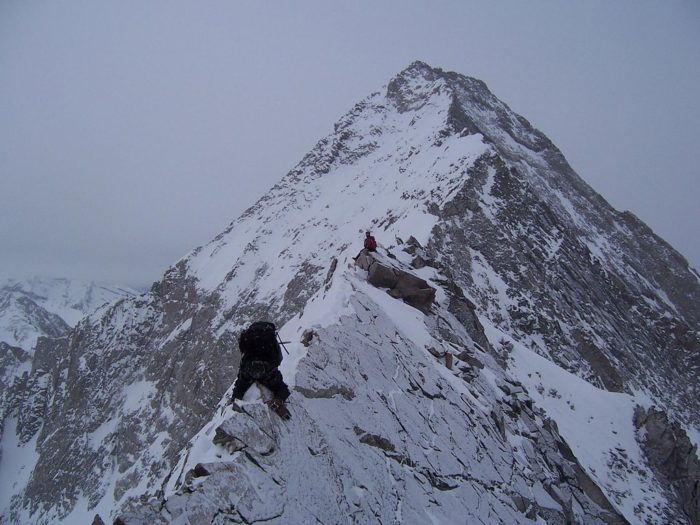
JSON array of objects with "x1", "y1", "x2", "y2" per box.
[
  {"x1": 2, "y1": 62, "x2": 698, "y2": 524},
  {"x1": 0, "y1": 278, "x2": 137, "y2": 522},
  {"x1": 0, "y1": 276, "x2": 137, "y2": 357},
  {"x1": 1, "y1": 277, "x2": 137, "y2": 328},
  {"x1": 0, "y1": 291, "x2": 69, "y2": 352},
  {"x1": 121, "y1": 256, "x2": 636, "y2": 524}
]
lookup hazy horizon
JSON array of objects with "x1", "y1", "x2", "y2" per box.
[{"x1": 2, "y1": 1, "x2": 698, "y2": 288}]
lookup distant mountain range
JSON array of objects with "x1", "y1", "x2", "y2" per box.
[{"x1": 0, "y1": 277, "x2": 136, "y2": 348}]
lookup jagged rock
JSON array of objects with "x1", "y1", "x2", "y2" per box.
[
  {"x1": 635, "y1": 406, "x2": 700, "y2": 524},
  {"x1": 434, "y1": 276, "x2": 491, "y2": 352},
  {"x1": 402, "y1": 235, "x2": 423, "y2": 255},
  {"x1": 411, "y1": 254, "x2": 430, "y2": 269},
  {"x1": 284, "y1": 261, "x2": 325, "y2": 313},
  {"x1": 295, "y1": 385, "x2": 355, "y2": 400},
  {"x1": 325, "y1": 257, "x2": 338, "y2": 282},
  {"x1": 113, "y1": 505, "x2": 167, "y2": 525},
  {"x1": 354, "y1": 250, "x2": 375, "y2": 271},
  {"x1": 354, "y1": 426, "x2": 396, "y2": 452},
  {"x1": 490, "y1": 409, "x2": 506, "y2": 440},
  {"x1": 366, "y1": 260, "x2": 399, "y2": 288},
  {"x1": 191, "y1": 463, "x2": 211, "y2": 478},
  {"x1": 212, "y1": 426, "x2": 245, "y2": 453},
  {"x1": 456, "y1": 350, "x2": 485, "y2": 369},
  {"x1": 497, "y1": 379, "x2": 512, "y2": 395},
  {"x1": 0, "y1": 342, "x2": 29, "y2": 369},
  {"x1": 365, "y1": 259, "x2": 436, "y2": 313},
  {"x1": 300, "y1": 328, "x2": 316, "y2": 347},
  {"x1": 215, "y1": 410, "x2": 276, "y2": 456},
  {"x1": 574, "y1": 330, "x2": 624, "y2": 392},
  {"x1": 389, "y1": 286, "x2": 435, "y2": 313},
  {"x1": 402, "y1": 237, "x2": 435, "y2": 270},
  {"x1": 394, "y1": 268, "x2": 429, "y2": 292},
  {"x1": 427, "y1": 346, "x2": 444, "y2": 358},
  {"x1": 444, "y1": 353, "x2": 453, "y2": 369}
]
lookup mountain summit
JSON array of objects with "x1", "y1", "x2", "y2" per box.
[{"x1": 2, "y1": 62, "x2": 698, "y2": 524}]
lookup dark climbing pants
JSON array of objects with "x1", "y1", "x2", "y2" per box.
[{"x1": 232, "y1": 359, "x2": 290, "y2": 401}]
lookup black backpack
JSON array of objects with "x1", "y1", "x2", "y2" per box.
[{"x1": 238, "y1": 321, "x2": 282, "y2": 366}]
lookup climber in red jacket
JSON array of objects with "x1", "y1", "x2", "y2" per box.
[{"x1": 364, "y1": 231, "x2": 377, "y2": 252}]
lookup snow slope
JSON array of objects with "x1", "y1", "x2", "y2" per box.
[
  {"x1": 186, "y1": 84, "x2": 490, "y2": 306},
  {"x1": 488, "y1": 322, "x2": 673, "y2": 524}
]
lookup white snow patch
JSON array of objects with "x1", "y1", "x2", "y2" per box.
[
  {"x1": 481, "y1": 321, "x2": 672, "y2": 524},
  {"x1": 685, "y1": 424, "x2": 700, "y2": 451},
  {"x1": 88, "y1": 418, "x2": 119, "y2": 450},
  {"x1": 122, "y1": 380, "x2": 157, "y2": 413},
  {"x1": 164, "y1": 318, "x2": 192, "y2": 344}
]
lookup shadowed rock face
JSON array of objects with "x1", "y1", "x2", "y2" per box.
[
  {"x1": 428, "y1": 149, "x2": 700, "y2": 426},
  {"x1": 635, "y1": 407, "x2": 700, "y2": 525},
  {"x1": 0, "y1": 342, "x2": 29, "y2": 382},
  {"x1": 0, "y1": 341, "x2": 31, "y2": 446},
  {"x1": 574, "y1": 331, "x2": 624, "y2": 393},
  {"x1": 1, "y1": 235, "x2": 330, "y2": 521},
  {"x1": 2, "y1": 257, "x2": 319, "y2": 522}
]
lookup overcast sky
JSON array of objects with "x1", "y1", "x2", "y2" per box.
[{"x1": 1, "y1": 1, "x2": 698, "y2": 288}]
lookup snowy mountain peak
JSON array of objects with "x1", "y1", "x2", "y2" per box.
[
  {"x1": 2, "y1": 62, "x2": 699, "y2": 524},
  {"x1": 386, "y1": 60, "x2": 450, "y2": 109}
]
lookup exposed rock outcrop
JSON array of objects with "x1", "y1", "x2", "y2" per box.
[
  {"x1": 635, "y1": 406, "x2": 700, "y2": 524},
  {"x1": 356, "y1": 251, "x2": 436, "y2": 313}
]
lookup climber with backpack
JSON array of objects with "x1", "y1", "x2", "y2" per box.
[{"x1": 231, "y1": 321, "x2": 291, "y2": 419}]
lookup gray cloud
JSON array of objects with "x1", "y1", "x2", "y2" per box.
[{"x1": 1, "y1": 0, "x2": 698, "y2": 287}]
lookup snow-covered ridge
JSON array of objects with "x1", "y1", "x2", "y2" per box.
[
  {"x1": 186, "y1": 84, "x2": 489, "y2": 295},
  {"x1": 3, "y1": 61, "x2": 699, "y2": 524},
  {"x1": 125, "y1": 249, "x2": 673, "y2": 524}
]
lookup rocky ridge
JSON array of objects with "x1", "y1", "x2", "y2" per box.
[
  {"x1": 118, "y1": 251, "x2": 633, "y2": 524},
  {"x1": 1, "y1": 62, "x2": 698, "y2": 524}
]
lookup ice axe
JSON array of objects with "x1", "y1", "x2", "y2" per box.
[{"x1": 277, "y1": 333, "x2": 290, "y2": 355}]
